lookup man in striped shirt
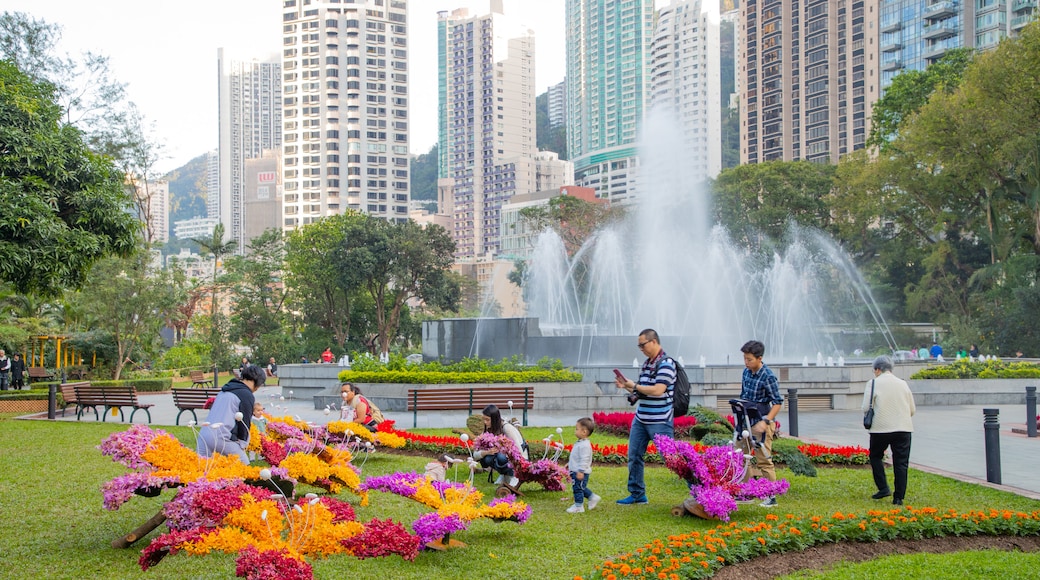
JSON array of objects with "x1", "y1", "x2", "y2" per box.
[
  {"x1": 740, "y1": 340, "x2": 784, "y2": 507},
  {"x1": 615, "y1": 329, "x2": 676, "y2": 505}
]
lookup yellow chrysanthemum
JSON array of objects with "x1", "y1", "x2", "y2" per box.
[
  {"x1": 246, "y1": 424, "x2": 263, "y2": 452},
  {"x1": 326, "y1": 421, "x2": 374, "y2": 442},
  {"x1": 374, "y1": 431, "x2": 406, "y2": 448}
]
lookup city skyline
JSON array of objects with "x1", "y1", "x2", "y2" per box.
[{"x1": 2, "y1": 0, "x2": 571, "y2": 174}]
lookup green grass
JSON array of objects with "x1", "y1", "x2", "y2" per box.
[
  {"x1": 780, "y1": 550, "x2": 1040, "y2": 579},
  {"x1": 0, "y1": 418, "x2": 1036, "y2": 579}
]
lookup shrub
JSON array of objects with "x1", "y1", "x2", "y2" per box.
[
  {"x1": 92, "y1": 378, "x2": 171, "y2": 392},
  {"x1": 912, "y1": 358, "x2": 1040, "y2": 379},
  {"x1": 338, "y1": 369, "x2": 582, "y2": 384}
]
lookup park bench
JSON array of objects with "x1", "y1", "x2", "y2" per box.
[
  {"x1": 189, "y1": 370, "x2": 213, "y2": 389},
  {"x1": 59, "y1": 381, "x2": 91, "y2": 417},
  {"x1": 66, "y1": 365, "x2": 90, "y2": 380},
  {"x1": 407, "y1": 385, "x2": 533, "y2": 428},
  {"x1": 74, "y1": 384, "x2": 154, "y2": 423},
  {"x1": 171, "y1": 387, "x2": 223, "y2": 425},
  {"x1": 27, "y1": 367, "x2": 54, "y2": 384}
]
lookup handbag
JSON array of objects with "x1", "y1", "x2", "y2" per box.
[{"x1": 863, "y1": 379, "x2": 875, "y2": 429}]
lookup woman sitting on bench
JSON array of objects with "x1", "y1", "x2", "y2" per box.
[
  {"x1": 197, "y1": 365, "x2": 266, "y2": 463},
  {"x1": 473, "y1": 404, "x2": 527, "y2": 490}
]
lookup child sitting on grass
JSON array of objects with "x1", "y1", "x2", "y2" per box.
[{"x1": 566, "y1": 417, "x2": 600, "y2": 513}]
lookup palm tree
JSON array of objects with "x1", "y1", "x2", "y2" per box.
[{"x1": 191, "y1": 223, "x2": 237, "y2": 363}]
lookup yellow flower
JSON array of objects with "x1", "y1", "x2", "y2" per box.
[
  {"x1": 326, "y1": 420, "x2": 374, "y2": 442},
  {"x1": 374, "y1": 431, "x2": 406, "y2": 448}
]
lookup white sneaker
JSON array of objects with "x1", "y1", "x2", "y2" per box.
[
  {"x1": 759, "y1": 496, "x2": 778, "y2": 508},
  {"x1": 566, "y1": 504, "x2": 585, "y2": 513},
  {"x1": 507, "y1": 476, "x2": 520, "y2": 488},
  {"x1": 588, "y1": 494, "x2": 601, "y2": 510},
  {"x1": 493, "y1": 475, "x2": 505, "y2": 485}
]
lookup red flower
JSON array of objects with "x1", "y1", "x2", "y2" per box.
[
  {"x1": 341, "y1": 518, "x2": 421, "y2": 561},
  {"x1": 234, "y1": 546, "x2": 313, "y2": 580}
]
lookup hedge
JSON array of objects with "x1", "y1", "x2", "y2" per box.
[
  {"x1": 911, "y1": 359, "x2": 1040, "y2": 379},
  {"x1": 92, "y1": 378, "x2": 172, "y2": 392},
  {"x1": 337, "y1": 369, "x2": 582, "y2": 384}
]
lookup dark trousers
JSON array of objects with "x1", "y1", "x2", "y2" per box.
[
  {"x1": 480, "y1": 453, "x2": 514, "y2": 478},
  {"x1": 869, "y1": 431, "x2": 912, "y2": 500},
  {"x1": 570, "y1": 471, "x2": 592, "y2": 505}
]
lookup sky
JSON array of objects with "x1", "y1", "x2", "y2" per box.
[{"x1": 3, "y1": 0, "x2": 567, "y2": 174}]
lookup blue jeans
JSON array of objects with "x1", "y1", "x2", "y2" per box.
[
  {"x1": 480, "y1": 453, "x2": 514, "y2": 477},
  {"x1": 571, "y1": 471, "x2": 593, "y2": 505},
  {"x1": 627, "y1": 417, "x2": 674, "y2": 499}
]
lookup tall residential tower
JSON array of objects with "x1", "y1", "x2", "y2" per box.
[
  {"x1": 281, "y1": 0, "x2": 410, "y2": 229},
  {"x1": 217, "y1": 49, "x2": 282, "y2": 250},
  {"x1": 566, "y1": 0, "x2": 654, "y2": 203}
]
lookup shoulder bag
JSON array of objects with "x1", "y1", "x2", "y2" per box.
[{"x1": 863, "y1": 379, "x2": 875, "y2": 429}]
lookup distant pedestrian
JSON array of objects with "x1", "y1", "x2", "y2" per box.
[
  {"x1": 0, "y1": 350, "x2": 10, "y2": 391},
  {"x1": 10, "y1": 353, "x2": 26, "y2": 390},
  {"x1": 863, "y1": 355, "x2": 916, "y2": 506},
  {"x1": 266, "y1": 357, "x2": 278, "y2": 377},
  {"x1": 969, "y1": 344, "x2": 979, "y2": 359},
  {"x1": 929, "y1": 342, "x2": 943, "y2": 359},
  {"x1": 321, "y1": 348, "x2": 334, "y2": 364}
]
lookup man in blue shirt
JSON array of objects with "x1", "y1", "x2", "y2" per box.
[
  {"x1": 740, "y1": 340, "x2": 784, "y2": 507},
  {"x1": 614, "y1": 328, "x2": 675, "y2": 505}
]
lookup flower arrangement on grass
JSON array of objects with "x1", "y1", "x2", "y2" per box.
[
  {"x1": 584, "y1": 507, "x2": 1040, "y2": 579},
  {"x1": 796, "y1": 443, "x2": 869, "y2": 464},
  {"x1": 141, "y1": 487, "x2": 419, "y2": 578},
  {"x1": 654, "y1": 435, "x2": 790, "y2": 521},
  {"x1": 361, "y1": 471, "x2": 532, "y2": 546},
  {"x1": 594, "y1": 411, "x2": 700, "y2": 438},
  {"x1": 472, "y1": 432, "x2": 569, "y2": 491}
]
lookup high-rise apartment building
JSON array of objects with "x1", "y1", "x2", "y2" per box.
[
  {"x1": 740, "y1": 0, "x2": 880, "y2": 164},
  {"x1": 438, "y1": 3, "x2": 538, "y2": 259},
  {"x1": 281, "y1": 0, "x2": 410, "y2": 230},
  {"x1": 217, "y1": 49, "x2": 282, "y2": 251},
  {"x1": 650, "y1": 0, "x2": 723, "y2": 180},
  {"x1": 880, "y1": 0, "x2": 1038, "y2": 91},
  {"x1": 547, "y1": 79, "x2": 567, "y2": 128},
  {"x1": 138, "y1": 180, "x2": 169, "y2": 245},
  {"x1": 205, "y1": 150, "x2": 220, "y2": 220},
  {"x1": 566, "y1": 0, "x2": 654, "y2": 203}
]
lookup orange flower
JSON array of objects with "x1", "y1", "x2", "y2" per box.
[{"x1": 757, "y1": 537, "x2": 766, "y2": 545}]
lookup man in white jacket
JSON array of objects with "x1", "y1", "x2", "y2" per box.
[{"x1": 862, "y1": 355, "x2": 916, "y2": 506}]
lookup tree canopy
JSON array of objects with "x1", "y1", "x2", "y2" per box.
[{"x1": 0, "y1": 59, "x2": 139, "y2": 297}]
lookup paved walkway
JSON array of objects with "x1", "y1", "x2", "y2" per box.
[{"x1": 26, "y1": 387, "x2": 1040, "y2": 498}]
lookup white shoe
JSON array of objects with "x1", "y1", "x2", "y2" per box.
[
  {"x1": 507, "y1": 476, "x2": 520, "y2": 488},
  {"x1": 588, "y1": 494, "x2": 601, "y2": 510},
  {"x1": 493, "y1": 475, "x2": 505, "y2": 485},
  {"x1": 566, "y1": 504, "x2": 585, "y2": 513}
]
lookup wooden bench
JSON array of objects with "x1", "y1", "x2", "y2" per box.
[
  {"x1": 407, "y1": 386, "x2": 533, "y2": 428},
  {"x1": 73, "y1": 384, "x2": 154, "y2": 423},
  {"x1": 189, "y1": 370, "x2": 213, "y2": 389},
  {"x1": 59, "y1": 381, "x2": 90, "y2": 417},
  {"x1": 171, "y1": 387, "x2": 223, "y2": 425},
  {"x1": 66, "y1": 365, "x2": 90, "y2": 380},
  {"x1": 27, "y1": 367, "x2": 54, "y2": 383}
]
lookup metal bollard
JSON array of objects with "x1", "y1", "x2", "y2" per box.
[
  {"x1": 787, "y1": 388, "x2": 799, "y2": 437},
  {"x1": 48, "y1": 383, "x2": 57, "y2": 420},
  {"x1": 983, "y1": 408, "x2": 1001, "y2": 484},
  {"x1": 1027, "y1": 386, "x2": 1037, "y2": 438}
]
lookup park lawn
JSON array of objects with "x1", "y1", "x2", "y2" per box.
[
  {"x1": 0, "y1": 418, "x2": 1036, "y2": 580},
  {"x1": 778, "y1": 549, "x2": 1040, "y2": 579}
]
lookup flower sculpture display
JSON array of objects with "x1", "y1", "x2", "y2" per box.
[
  {"x1": 140, "y1": 487, "x2": 419, "y2": 577},
  {"x1": 361, "y1": 471, "x2": 532, "y2": 549},
  {"x1": 653, "y1": 435, "x2": 790, "y2": 522},
  {"x1": 471, "y1": 432, "x2": 569, "y2": 492}
]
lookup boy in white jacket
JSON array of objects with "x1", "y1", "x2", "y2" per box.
[{"x1": 566, "y1": 417, "x2": 601, "y2": 513}]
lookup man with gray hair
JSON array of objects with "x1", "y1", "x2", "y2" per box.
[{"x1": 863, "y1": 355, "x2": 916, "y2": 505}]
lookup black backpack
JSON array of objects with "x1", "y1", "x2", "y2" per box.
[{"x1": 667, "y1": 357, "x2": 691, "y2": 417}]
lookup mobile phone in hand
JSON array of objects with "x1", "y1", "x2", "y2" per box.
[{"x1": 613, "y1": 369, "x2": 627, "y2": 382}]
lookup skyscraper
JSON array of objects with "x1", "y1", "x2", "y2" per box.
[
  {"x1": 205, "y1": 149, "x2": 219, "y2": 220},
  {"x1": 880, "y1": 0, "x2": 1038, "y2": 92},
  {"x1": 547, "y1": 79, "x2": 567, "y2": 129},
  {"x1": 650, "y1": 0, "x2": 723, "y2": 180},
  {"x1": 281, "y1": 0, "x2": 410, "y2": 230},
  {"x1": 217, "y1": 49, "x2": 282, "y2": 251},
  {"x1": 740, "y1": 0, "x2": 880, "y2": 164},
  {"x1": 438, "y1": 3, "x2": 539, "y2": 259},
  {"x1": 566, "y1": 0, "x2": 654, "y2": 203}
]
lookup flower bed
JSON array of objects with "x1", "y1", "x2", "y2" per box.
[
  {"x1": 583, "y1": 507, "x2": 1040, "y2": 579},
  {"x1": 911, "y1": 359, "x2": 1040, "y2": 379}
]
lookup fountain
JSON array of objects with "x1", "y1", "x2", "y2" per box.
[{"x1": 423, "y1": 108, "x2": 897, "y2": 366}]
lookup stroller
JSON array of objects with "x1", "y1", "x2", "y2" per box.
[{"x1": 728, "y1": 398, "x2": 771, "y2": 461}]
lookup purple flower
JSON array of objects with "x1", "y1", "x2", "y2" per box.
[
  {"x1": 266, "y1": 421, "x2": 306, "y2": 440},
  {"x1": 736, "y1": 477, "x2": 790, "y2": 501},
  {"x1": 411, "y1": 512, "x2": 469, "y2": 545},
  {"x1": 98, "y1": 424, "x2": 168, "y2": 469},
  {"x1": 694, "y1": 485, "x2": 738, "y2": 521},
  {"x1": 360, "y1": 472, "x2": 426, "y2": 496},
  {"x1": 102, "y1": 472, "x2": 179, "y2": 510}
]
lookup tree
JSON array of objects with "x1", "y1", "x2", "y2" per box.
[
  {"x1": 866, "y1": 48, "x2": 974, "y2": 151},
  {"x1": 518, "y1": 195, "x2": 625, "y2": 257},
  {"x1": 362, "y1": 221, "x2": 460, "y2": 355},
  {"x1": 710, "y1": 161, "x2": 836, "y2": 247},
  {"x1": 77, "y1": 252, "x2": 183, "y2": 379},
  {"x1": 0, "y1": 59, "x2": 139, "y2": 297},
  {"x1": 224, "y1": 229, "x2": 290, "y2": 356},
  {"x1": 191, "y1": 223, "x2": 237, "y2": 363}
]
